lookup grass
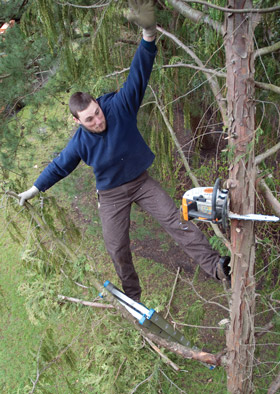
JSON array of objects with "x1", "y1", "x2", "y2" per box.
[{"x1": 0, "y1": 219, "x2": 43, "y2": 393}]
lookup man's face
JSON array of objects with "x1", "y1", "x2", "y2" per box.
[{"x1": 75, "y1": 100, "x2": 106, "y2": 133}]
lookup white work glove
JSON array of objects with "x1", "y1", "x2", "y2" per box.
[
  {"x1": 126, "y1": 0, "x2": 157, "y2": 37},
  {"x1": 18, "y1": 185, "x2": 39, "y2": 206}
]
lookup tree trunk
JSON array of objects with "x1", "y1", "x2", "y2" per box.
[{"x1": 224, "y1": 1, "x2": 256, "y2": 393}]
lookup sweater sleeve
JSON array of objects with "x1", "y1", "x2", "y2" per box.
[
  {"x1": 113, "y1": 39, "x2": 157, "y2": 115},
  {"x1": 34, "y1": 141, "x2": 81, "y2": 192}
]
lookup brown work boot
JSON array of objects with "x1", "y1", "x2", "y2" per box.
[{"x1": 216, "y1": 256, "x2": 231, "y2": 285}]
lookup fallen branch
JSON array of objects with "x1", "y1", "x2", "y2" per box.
[
  {"x1": 165, "y1": 267, "x2": 180, "y2": 319},
  {"x1": 113, "y1": 357, "x2": 127, "y2": 384},
  {"x1": 29, "y1": 333, "x2": 79, "y2": 394},
  {"x1": 144, "y1": 336, "x2": 180, "y2": 371},
  {"x1": 130, "y1": 371, "x2": 155, "y2": 394},
  {"x1": 146, "y1": 332, "x2": 221, "y2": 366},
  {"x1": 60, "y1": 268, "x2": 90, "y2": 289},
  {"x1": 100, "y1": 284, "x2": 223, "y2": 367},
  {"x1": 159, "y1": 368, "x2": 188, "y2": 392},
  {"x1": 58, "y1": 294, "x2": 114, "y2": 309},
  {"x1": 185, "y1": 277, "x2": 230, "y2": 312}
]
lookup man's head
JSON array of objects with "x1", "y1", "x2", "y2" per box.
[{"x1": 69, "y1": 92, "x2": 106, "y2": 133}]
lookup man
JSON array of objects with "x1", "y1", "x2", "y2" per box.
[{"x1": 18, "y1": 0, "x2": 230, "y2": 301}]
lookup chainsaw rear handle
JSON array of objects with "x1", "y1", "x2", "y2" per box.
[
  {"x1": 188, "y1": 177, "x2": 220, "y2": 222},
  {"x1": 181, "y1": 178, "x2": 222, "y2": 223},
  {"x1": 211, "y1": 178, "x2": 220, "y2": 222}
]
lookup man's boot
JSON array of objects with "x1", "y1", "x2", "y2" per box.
[{"x1": 216, "y1": 256, "x2": 231, "y2": 286}]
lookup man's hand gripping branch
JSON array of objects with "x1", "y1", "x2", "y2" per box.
[{"x1": 125, "y1": 0, "x2": 157, "y2": 40}]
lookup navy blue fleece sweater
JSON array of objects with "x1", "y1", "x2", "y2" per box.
[{"x1": 34, "y1": 39, "x2": 157, "y2": 192}]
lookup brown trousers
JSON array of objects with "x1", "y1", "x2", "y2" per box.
[{"x1": 98, "y1": 171, "x2": 220, "y2": 301}]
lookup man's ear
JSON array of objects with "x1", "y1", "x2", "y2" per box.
[{"x1": 73, "y1": 116, "x2": 81, "y2": 124}]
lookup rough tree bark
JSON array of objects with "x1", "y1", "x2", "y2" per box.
[{"x1": 224, "y1": 1, "x2": 256, "y2": 393}]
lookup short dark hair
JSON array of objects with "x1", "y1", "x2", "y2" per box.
[{"x1": 69, "y1": 92, "x2": 96, "y2": 119}]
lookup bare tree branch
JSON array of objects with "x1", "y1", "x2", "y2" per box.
[
  {"x1": 148, "y1": 84, "x2": 200, "y2": 187},
  {"x1": 60, "y1": 268, "x2": 90, "y2": 289},
  {"x1": 254, "y1": 81, "x2": 280, "y2": 95},
  {"x1": 0, "y1": 74, "x2": 11, "y2": 80},
  {"x1": 105, "y1": 66, "x2": 130, "y2": 78},
  {"x1": 257, "y1": 177, "x2": 280, "y2": 218},
  {"x1": 171, "y1": 320, "x2": 224, "y2": 330},
  {"x1": 255, "y1": 320, "x2": 274, "y2": 338},
  {"x1": 162, "y1": 63, "x2": 280, "y2": 95},
  {"x1": 164, "y1": 266, "x2": 180, "y2": 319},
  {"x1": 57, "y1": 294, "x2": 114, "y2": 309},
  {"x1": 184, "y1": 276, "x2": 230, "y2": 312},
  {"x1": 29, "y1": 334, "x2": 79, "y2": 394},
  {"x1": 130, "y1": 371, "x2": 155, "y2": 394},
  {"x1": 254, "y1": 41, "x2": 280, "y2": 58},
  {"x1": 181, "y1": 0, "x2": 280, "y2": 14},
  {"x1": 255, "y1": 141, "x2": 280, "y2": 165},
  {"x1": 104, "y1": 65, "x2": 279, "y2": 99},
  {"x1": 156, "y1": 25, "x2": 228, "y2": 126},
  {"x1": 113, "y1": 357, "x2": 127, "y2": 384},
  {"x1": 165, "y1": 0, "x2": 224, "y2": 35},
  {"x1": 162, "y1": 62, "x2": 226, "y2": 77},
  {"x1": 148, "y1": 84, "x2": 231, "y2": 249},
  {"x1": 158, "y1": 9, "x2": 279, "y2": 96},
  {"x1": 159, "y1": 369, "x2": 189, "y2": 392},
  {"x1": 55, "y1": 0, "x2": 111, "y2": 8}
]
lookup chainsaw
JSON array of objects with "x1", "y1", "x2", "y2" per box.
[{"x1": 181, "y1": 178, "x2": 280, "y2": 229}]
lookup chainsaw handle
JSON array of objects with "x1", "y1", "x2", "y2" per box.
[{"x1": 211, "y1": 178, "x2": 220, "y2": 222}]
